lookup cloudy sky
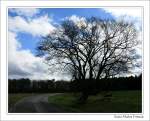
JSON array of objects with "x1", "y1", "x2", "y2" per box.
[{"x1": 8, "y1": 8, "x2": 142, "y2": 80}]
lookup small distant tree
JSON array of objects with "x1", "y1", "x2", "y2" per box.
[{"x1": 37, "y1": 17, "x2": 139, "y2": 103}]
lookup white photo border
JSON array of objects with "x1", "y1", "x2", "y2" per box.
[{"x1": 0, "y1": 0, "x2": 149, "y2": 121}]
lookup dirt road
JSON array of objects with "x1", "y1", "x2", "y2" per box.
[{"x1": 9, "y1": 93, "x2": 66, "y2": 113}]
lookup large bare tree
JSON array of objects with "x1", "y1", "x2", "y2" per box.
[{"x1": 37, "y1": 17, "x2": 139, "y2": 102}]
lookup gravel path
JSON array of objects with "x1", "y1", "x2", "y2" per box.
[{"x1": 9, "y1": 93, "x2": 66, "y2": 113}]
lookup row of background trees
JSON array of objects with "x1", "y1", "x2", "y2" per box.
[{"x1": 9, "y1": 74, "x2": 142, "y2": 93}]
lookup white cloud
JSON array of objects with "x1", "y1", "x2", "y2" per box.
[
  {"x1": 8, "y1": 31, "x2": 70, "y2": 80},
  {"x1": 103, "y1": 7, "x2": 142, "y2": 58},
  {"x1": 102, "y1": 7, "x2": 142, "y2": 18},
  {"x1": 8, "y1": 10, "x2": 70, "y2": 80},
  {"x1": 68, "y1": 15, "x2": 85, "y2": 23},
  {"x1": 8, "y1": 31, "x2": 48, "y2": 80},
  {"x1": 9, "y1": 15, "x2": 55, "y2": 37},
  {"x1": 9, "y1": 8, "x2": 39, "y2": 17},
  {"x1": 65, "y1": 15, "x2": 87, "y2": 28},
  {"x1": 102, "y1": 7, "x2": 142, "y2": 31}
]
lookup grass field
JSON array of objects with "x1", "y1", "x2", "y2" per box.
[
  {"x1": 8, "y1": 93, "x2": 35, "y2": 109},
  {"x1": 48, "y1": 90, "x2": 142, "y2": 113}
]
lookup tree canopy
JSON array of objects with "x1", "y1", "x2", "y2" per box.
[{"x1": 37, "y1": 17, "x2": 139, "y2": 81}]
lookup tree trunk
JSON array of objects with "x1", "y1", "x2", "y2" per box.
[{"x1": 78, "y1": 92, "x2": 89, "y2": 104}]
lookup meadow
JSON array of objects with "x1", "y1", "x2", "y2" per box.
[{"x1": 48, "y1": 90, "x2": 142, "y2": 113}]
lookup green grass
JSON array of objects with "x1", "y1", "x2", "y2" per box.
[
  {"x1": 8, "y1": 93, "x2": 35, "y2": 109},
  {"x1": 48, "y1": 90, "x2": 142, "y2": 113}
]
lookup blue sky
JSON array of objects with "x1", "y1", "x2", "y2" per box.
[
  {"x1": 40, "y1": 8, "x2": 114, "y2": 21},
  {"x1": 8, "y1": 8, "x2": 142, "y2": 80},
  {"x1": 8, "y1": 8, "x2": 114, "y2": 54}
]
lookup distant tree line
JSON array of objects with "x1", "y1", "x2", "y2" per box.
[
  {"x1": 8, "y1": 79, "x2": 70, "y2": 93},
  {"x1": 71, "y1": 74, "x2": 142, "y2": 94},
  {"x1": 8, "y1": 74, "x2": 142, "y2": 93}
]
